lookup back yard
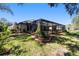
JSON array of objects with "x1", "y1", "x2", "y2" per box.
[
  {"x1": 0, "y1": 3, "x2": 79, "y2": 56},
  {"x1": 0, "y1": 30, "x2": 79, "y2": 56}
]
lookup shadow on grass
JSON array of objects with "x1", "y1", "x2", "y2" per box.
[
  {"x1": 65, "y1": 43, "x2": 79, "y2": 56},
  {"x1": 47, "y1": 33, "x2": 79, "y2": 56},
  {"x1": 50, "y1": 36, "x2": 70, "y2": 44},
  {"x1": 65, "y1": 30, "x2": 79, "y2": 38}
]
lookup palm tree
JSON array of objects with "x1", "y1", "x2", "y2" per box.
[
  {"x1": 48, "y1": 3, "x2": 79, "y2": 16},
  {"x1": 0, "y1": 3, "x2": 13, "y2": 15},
  {"x1": 0, "y1": 3, "x2": 78, "y2": 16},
  {"x1": 1, "y1": 3, "x2": 78, "y2": 16},
  {"x1": 0, "y1": 3, "x2": 13, "y2": 31}
]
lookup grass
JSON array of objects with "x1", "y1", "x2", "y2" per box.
[{"x1": 0, "y1": 30, "x2": 79, "y2": 56}]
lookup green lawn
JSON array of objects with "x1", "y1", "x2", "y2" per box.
[{"x1": 0, "y1": 31, "x2": 79, "y2": 56}]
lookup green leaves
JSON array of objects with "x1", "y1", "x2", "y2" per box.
[
  {"x1": 0, "y1": 18, "x2": 9, "y2": 32},
  {"x1": 72, "y1": 16, "x2": 79, "y2": 30},
  {"x1": 48, "y1": 3, "x2": 79, "y2": 16}
]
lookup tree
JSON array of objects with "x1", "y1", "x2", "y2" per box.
[
  {"x1": 0, "y1": 18, "x2": 11, "y2": 32},
  {"x1": 0, "y1": 4, "x2": 13, "y2": 31},
  {"x1": 0, "y1": 3, "x2": 13, "y2": 15},
  {"x1": 0, "y1": 3, "x2": 79, "y2": 16},
  {"x1": 72, "y1": 15, "x2": 79, "y2": 30},
  {"x1": 48, "y1": 3, "x2": 79, "y2": 16}
]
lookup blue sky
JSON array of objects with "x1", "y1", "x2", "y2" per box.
[{"x1": 0, "y1": 3, "x2": 75, "y2": 25}]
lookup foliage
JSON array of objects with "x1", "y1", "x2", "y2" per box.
[
  {"x1": 18, "y1": 3, "x2": 79, "y2": 16},
  {"x1": 1, "y1": 36, "x2": 67, "y2": 56},
  {"x1": 1, "y1": 31, "x2": 79, "y2": 56},
  {"x1": 35, "y1": 23, "x2": 43, "y2": 37},
  {"x1": 0, "y1": 3, "x2": 13, "y2": 15},
  {"x1": 48, "y1": 3, "x2": 79, "y2": 16},
  {"x1": 0, "y1": 18, "x2": 10, "y2": 32},
  {"x1": 0, "y1": 19, "x2": 11, "y2": 55},
  {"x1": 2, "y1": 3, "x2": 79, "y2": 16},
  {"x1": 72, "y1": 15, "x2": 79, "y2": 30},
  {"x1": 0, "y1": 23, "x2": 79, "y2": 56}
]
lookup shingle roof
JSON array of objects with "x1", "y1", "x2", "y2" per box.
[
  {"x1": 18, "y1": 18, "x2": 65, "y2": 26},
  {"x1": 34, "y1": 19, "x2": 65, "y2": 26}
]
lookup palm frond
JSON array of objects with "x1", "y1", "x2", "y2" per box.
[
  {"x1": 48, "y1": 3, "x2": 79, "y2": 16},
  {"x1": 0, "y1": 3, "x2": 13, "y2": 15}
]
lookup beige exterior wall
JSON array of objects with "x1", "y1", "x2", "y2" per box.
[{"x1": 18, "y1": 24, "x2": 27, "y2": 32}]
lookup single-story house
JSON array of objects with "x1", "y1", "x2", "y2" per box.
[{"x1": 10, "y1": 19, "x2": 65, "y2": 36}]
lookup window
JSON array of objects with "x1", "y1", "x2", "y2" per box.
[
  {"x1": 41, "y1": 25, "x2": 49, "y2": 31},
  {"x1": 49, "y1": 27, "x2": 52, "y2": 30},
  {"x1": 56, "y1": 26, "x2": 62, "y2": 30}
]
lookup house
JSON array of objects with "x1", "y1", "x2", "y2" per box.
[
  {"x1": 33, "y1": 19, "x2": 65, "y2": 37},
  {"x1": 10, "y1": 19, "x2": 65, "y2": 36}
]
